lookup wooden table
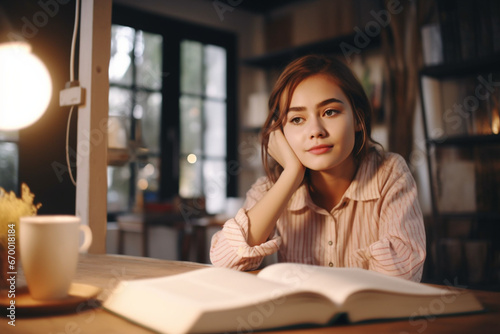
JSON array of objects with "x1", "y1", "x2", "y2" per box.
[{"x1": 2, "y1": 254, "x2": 499, "y2": 334}]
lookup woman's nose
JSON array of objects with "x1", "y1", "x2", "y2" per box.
[{"x1": 309, "y1": 117, "x2": 326, "y2": 139}]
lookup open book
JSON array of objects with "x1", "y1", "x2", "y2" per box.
[{"x1": 103, "y1": 263, "x2": 484, "y2": 334}]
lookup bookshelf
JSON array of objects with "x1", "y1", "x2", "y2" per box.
[
  {"x1": 419, "y1": 50, "x2": 500, "y2": 289},
  {"x1": 242, "y1": 33, "x2": 380, "y2": 69},
  {"x1": 419, "y1": 54, "x2": 500, "y2": 79},
  {"x1": 418, "y1": 0, "x2": 500, "y2": 292},
  {"x1": 242, "y1": 34, "x2": 381, "y2": 70}
]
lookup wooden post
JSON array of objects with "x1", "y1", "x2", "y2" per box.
[{"x1": 76, "y1": 0, "x2": 111, "y2": 253}]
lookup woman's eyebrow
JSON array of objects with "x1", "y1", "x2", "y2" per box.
[
  {"x1": 288, "y1": 98, "x2": 344, "y2": 112},
  {"x1": 316, "y1": 98, "x2": 344, "y2": 109}
]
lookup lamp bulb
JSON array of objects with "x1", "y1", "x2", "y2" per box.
[{"x1": 0, "y1": 42, "x2": 52, "y2": 131}]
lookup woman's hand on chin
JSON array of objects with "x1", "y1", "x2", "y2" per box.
[{"x1": 268, "y1": 129, "x2": 305, "y2": 184}]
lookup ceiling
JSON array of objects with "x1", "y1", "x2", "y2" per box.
[{"x1": 208, "y1": 0, "x2": 307, "y2": 14}]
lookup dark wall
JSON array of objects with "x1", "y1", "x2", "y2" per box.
[{"x1": 1, "y1": 0, "x2": 77, "y2": 214}]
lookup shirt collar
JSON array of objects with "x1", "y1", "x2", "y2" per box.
[{"x1": 287, "y1": 150, "x2": 381, "y2": 211}]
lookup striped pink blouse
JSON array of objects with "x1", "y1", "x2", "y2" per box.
[{"x1": 210, "y1": 150, "x2": 426, "y2": 282}]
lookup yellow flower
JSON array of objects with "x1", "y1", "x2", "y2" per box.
[{"x1": 0, "y1": 183, "x2": 41, "y2": 234}]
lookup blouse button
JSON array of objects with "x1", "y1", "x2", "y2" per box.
[
  {"x1": 328, "y1": 241, "x2": 333, "y2": 246},
  {"x1": 329, "y1": 262, "x2": 334, "y2": 267}
]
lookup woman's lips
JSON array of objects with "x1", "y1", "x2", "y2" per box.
[{"x1": 307, "y1": 145, "x2": 333, "y2": 155}]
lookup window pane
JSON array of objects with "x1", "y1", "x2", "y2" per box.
[
  {"x1": 203, "y1": 100, "x2": 226, "y2": 157},
  {"x1": 204, "y1": 44, "x2": 226, "y2": 99},
  {"x1": 135, "y1": 31, "x2": 163, "y2": 90},
  {"x1": 109, "y1": 25, "x2": 134, "y2": 86},
  {"x1": 180, "y1": 40, "x2": 203, "y2": 95},
  {"x1": 107, "y1": 165, "x2": 131, "y2": 212},
  {"x1": 179, "y1": 158, "x2": 202, "y2": 198},
  {"x1": 180, "y1": 95, "x2": 202, "y2": 155},
  {"x1": 136, "y1": 91, "x2": 162, "y2": 153},
  {"x1": 108, "y1": 115, "x2": 130, "y2": 149},
  {"x1": 109, "y1": 87, "x2": 132, "y2": 117},
  {"x1": 0, "y1": 142, "x2": 18, "y2": 192},
  {"x1": 204, "y1": 160, "x2": 226, "y2": 214}
]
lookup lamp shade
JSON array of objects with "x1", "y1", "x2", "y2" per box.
[{"x1": 0, "y1": 42, "x2": 52, "y2": 131}]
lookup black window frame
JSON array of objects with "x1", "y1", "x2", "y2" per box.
[{"x1": 111, "y1": 4, "x2": 239, "y2": 206}]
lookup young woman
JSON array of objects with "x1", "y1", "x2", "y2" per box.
[{"x1": 210, "y1": 54, "x2": 426, "y2": 282}]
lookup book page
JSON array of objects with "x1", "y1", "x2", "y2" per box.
[
  {"x1": 134, "y1": 267, "x2": 304, "y2": 310},
  {"x1": 257, "y1": 263, "x2": 448, "y2": 305}
]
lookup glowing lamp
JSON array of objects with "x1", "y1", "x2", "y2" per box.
[{"x1": 0, "y1": 41, "x2": 52, "y2": 131}]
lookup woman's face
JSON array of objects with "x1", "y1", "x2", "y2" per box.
[{"x1": 282, "y1": 74, "x2": 359, "y2": 173}]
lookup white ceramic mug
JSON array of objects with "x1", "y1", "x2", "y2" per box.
[{"x1": 19, "y1": 215, "x2": 92, "y2": 300}]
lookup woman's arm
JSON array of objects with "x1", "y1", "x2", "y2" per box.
[
  {"x1": 246, "y1": 129, "x2": 305, "y2": 245},
  {"x1": 210, "y1": 206, "x2": 281, "y2": 270},
  {"x1": 210, "y1": 129, "x2": 305, "y2": 270}
]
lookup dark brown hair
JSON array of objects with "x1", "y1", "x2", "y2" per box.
[{"x1": 261, "y1": 54, "x2": 379, "y2": 183}]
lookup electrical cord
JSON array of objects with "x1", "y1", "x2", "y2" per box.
[{"x1": 65, "y1": 0, "x2": 80, "y2": 187}]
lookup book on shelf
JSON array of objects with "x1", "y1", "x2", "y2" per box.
[
  {"x1": 103, "y1": 262, "x2": 485, "y2": 334},
  {"x1": 456, "y1": 0, "x2": 476, "y2": 61},
  {"x1": 492, "y1": 0, "x2": 500, "y2": 54},
  {"x1": 421, "y1": 23, "x2": 444, "y2": 66},
  {"x1": 421, "y1": 73, "x2": 500, "y2": 139},
  {"x1": 436, "y1": 0, "x2": 500, "y2": 64},
  {"x1": 436, "y1": 0, "x2": 461, "y2": 64},
  {"x1": 421, "y1": 76, "x2": 445, "y2": 138},
  {"x1": 436, "y1": 156, "x2": 476, "y2": 213},
  {"x1": 474, "y1": 145, "x2": 500, "y2": 213},
  {"x1": 475, "y1": 0, "x2": 494, "y2": 59}
]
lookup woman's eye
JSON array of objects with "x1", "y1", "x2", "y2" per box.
[
  {"x1": 290, "y1": 117, "x2": 303, "y2": 125},
  {"x1": 324, "y1": 109, "x2": 339, "y2": 117}
]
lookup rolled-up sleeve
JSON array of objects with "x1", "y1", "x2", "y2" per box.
[
  {"x1": 210, "y1": 208, "x2": 281, "y2": 270},
  {"x1": 358, "y1": 156, "x2": 426, "y2": 282},
  {"x1": 210, "y1": 177, "x2": 282, "y2": 271}
]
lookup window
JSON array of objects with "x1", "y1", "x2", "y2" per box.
[
  {"x1": 179, "y1": 40, "x2": 228, "y2": 213},
  {"x1": 107, "y1": 25, "x2": 163, "y2": 213},
  {"x1": 0, "y1": 130, "x2": 18, "y2": 193},
  {"x1": 108, "y1": 5, "x2": 238, "y2": 217}
]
